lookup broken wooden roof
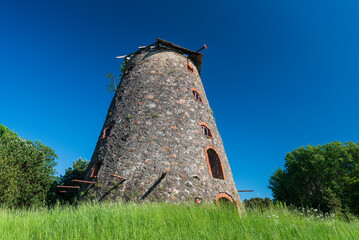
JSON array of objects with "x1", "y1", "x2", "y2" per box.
[
  {"x1": 156, "y1": 38, "x2": 204, "y2": 75},
  {"x1": 125, "y1": 38, "x2": 204, "y2": 75}
]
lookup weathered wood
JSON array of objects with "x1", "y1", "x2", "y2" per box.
[
  {"x1": 157, "y1": 38, "x2": 204, "y2": 75},
  {"x1": 72, "y1": 179, "x2": 96, "y2": 184},
  {"x1": 110, "y1": 174, "x2": 127, "y2": 180},
  {"x1": 56, "y1": 185, "x2": 80, "y2": 189},
  {"x1": 140, "y1": 173, "x2": 166, "y2": 201},
  {"x1": 157, "y1": 38, "x2": 201, "y2": 56},
  {"x1": 121, "y1": 42, "x2": 157, "y2": 60}
]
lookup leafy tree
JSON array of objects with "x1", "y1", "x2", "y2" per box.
[
  {"x1": 57, "y1": 157, "x2": 89, "y2": 203},
  {"x1": 269, "y1": 141, "x2": 359, "y2": 215},
  {"x1": 106, "y1": 61, "x2": 126, "y2": 92},
  {"x1": 0, "y1": 124, "x2": 58, "y2": 208}
]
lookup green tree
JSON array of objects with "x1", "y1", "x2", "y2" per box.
[
  {"x1": 106, "y1": 61, "x2": 126, "y2": 92},
  {"x1": 0, "y1": 124, "x2": 58, "y2": 208},
  {"x1": 269, "y1": 141, "x2": 359, "y2": 215},
  {"x1": 58, "y1": 157, "x2": 89, "y2": 203}
]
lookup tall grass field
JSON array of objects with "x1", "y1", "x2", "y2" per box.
[{"x1": 0, "y1": 202, "x2": 358, "y2": 239}]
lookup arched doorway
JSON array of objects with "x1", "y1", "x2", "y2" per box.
[
  {"x1": 216, "y1": 193, "x2": 235, "y2": 207},
  {"x1": 205, "y1": 146, "x2": 225, "y2": 180}
]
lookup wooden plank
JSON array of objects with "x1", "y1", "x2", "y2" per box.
[
  {"x1": 157, "y1": 38, "x2": 201, "y2": 56},
  {"x1": 56, "y1": 185, "x2": 80, "y2": 189},
  {"x1": 157, "y1": 38, "x2": 203, "y2": 75},
  {"x1": 110, "y1": 174, "x2": 127, "y2": 180},
  {"x1": 72, "y1": 179, "x2": 96, "y2": 184},
  {"x1": 120, "y1": 41, "x2": 157, "y2": 61},
  {"x1": 140, "y1": 173, "x2": 166, "y2": 201}
]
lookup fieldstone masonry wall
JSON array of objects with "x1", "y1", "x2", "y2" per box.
[{"x1": 81, "y1": 45, "x2": 242, "y2": 206}]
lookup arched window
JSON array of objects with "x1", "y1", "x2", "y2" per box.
[
  {"x1": 191, "y1": 88, "x2": 202, "y2": 102},
  {"x1": 199, "y1": 122, "x2": 213, "y2": 138},
  {"x1": 205, "y1": 146, "x2": 226, "y2": 180},
  {"x1": 90, "y1": 161, "x2": 102, "y2": 179},
  {"x1": 186, "y1": 63, "x2": 194, "y2": 73}
]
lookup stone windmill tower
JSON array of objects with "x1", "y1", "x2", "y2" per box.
[{"x1": 80, "y1": 39, "x2": 242, "y2": 207}]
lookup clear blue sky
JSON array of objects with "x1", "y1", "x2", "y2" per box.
[{"x1": 1, "y1": 0, "x2": 359, "y2": 200}]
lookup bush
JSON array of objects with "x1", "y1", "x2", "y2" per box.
[
  {"x1": 0, "y1": 124, "x2": 57, "y2": 208},
  {"x1": 57, "y1": 157, "x2": 89, "y2": 203},
  {"x1": 269, "y1": 141, "x2": 359, "y2": 215}
]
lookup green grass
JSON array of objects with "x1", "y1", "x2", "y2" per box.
[{"x1": 0, "y1": 202, "x2": 358, "y2": 240}]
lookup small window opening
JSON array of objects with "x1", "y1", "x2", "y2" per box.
[
  {"x1": 201, "y1": 124, "x2": 213, "y2": 138},
  {"x1": 101, "y1": 124, "x2": 113, "y2": 139},
  {"x1": 90, "y1": 161, "x2": 102, "y2": 179},
  {"x1": 192, "y1": 89, "x2": 202, "y2": 102},
  {"x1": 125, "y1": 64, "x2": 134, "y2": 74},
  {"x1": 186, "y1": 63, "x2": 194, "y2": 73},
  {"x1": 206, "y1": 148, "x2": 225, "y2": 180}
]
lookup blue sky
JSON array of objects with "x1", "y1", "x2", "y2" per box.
[{"x1": 1, "y1": 0, "x2": 359, "y2": 200}]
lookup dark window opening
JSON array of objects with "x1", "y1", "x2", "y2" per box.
[
  {"x1": 186, "y1": 63, "x2": 194, "y2": 73},
  {"x1": 207, "y1": 149, "x2": 224, "y2": 180},
  {"x1": 218, "y1": 197, "x2": 232, "y2": 205},
  {"x1": 125, "y1": 65, "x2": 134, "y2": 74},
  {"x1": 192, "y1": 90, "x2": 202, "y2": 102},
  {"x1": 101, "y1": 124, "x2": 113, "y2": 139},
  {"x1": 201, "y1": 125, "x2": 213, "y2": 138},
  {"x1": 90, "y1": 161, "x2": 102, "y2": 179}
]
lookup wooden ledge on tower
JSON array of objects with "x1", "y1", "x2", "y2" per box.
[
  {"x1": 56, "y1": 185, "x2": 80, "y2": 189},
  {"x1": 72, "y1": 179, "x2": 96, "y2": 184},
  {"x1": 56, "y1": 185, "x2": 80, "y2": 193},
  {"x1": 59, "y1": 191, "x2": 78, "y2": 194},
  {"x1": 110, "y1": 174, "x2": 127, "y2": 180}
]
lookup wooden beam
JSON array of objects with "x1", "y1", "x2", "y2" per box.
[
  {"x1": 157, "y1": 38, "x2": 201, "y2": 56},
  {"x1": 72, "y1": 179, "x2": 96, "y2": 184},
  {"x1": 140, "y1": 173, "x2": 166, "y2": 201},
  {"x1": 237, "y1": 190, "x2": 254, "y2": 192},
  {"x1": 110, "y1": 174, "x2": 127, "y2": 180},
  {"x1": 59, "y1": 191, "x2": 78, "y2": 193},
  {"x1": 56, "y1": 185, "x2": 80, "y2": 189}
]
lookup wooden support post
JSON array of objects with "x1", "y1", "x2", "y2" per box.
[
  {"x1": 140, "y1": 173, "x2": 166, "y2": 201},
  {"x1": 110, "y1": 174, "x2": 127, "y2": 180},
  {"x1": 56, "y1": 185, "x2": 80, "y2": 189},
  {"x1": 72, "y1": 179, "x2": 96, "y2": 184}
]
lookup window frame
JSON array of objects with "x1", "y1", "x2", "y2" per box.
[
  {"x1": 199, "y1": 122, "x2": 213, "y2": 138},
  {"x1": 186, "y1": 63, "x2": 194, "y2": 73},
  {"x1": 101, "y1": 123, "x2": 114, "y2": 140},
  {"x1": 125, "y1": 64, "x2": 135, "y2": 74},
  {"x1": 205, "y1": 145, "x2": 226, "y2": 180},
  {"x1": 90, "y1": 161, "x2": 103, "y2": 179},
  {"x1": 191, "y1": 88, "x2": 203, "y2": 103}
]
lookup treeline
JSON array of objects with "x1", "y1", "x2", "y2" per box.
[
  {"x1": 0, "y1": 124, "x2": 88, "y2": 208},
  {"x1": 2, "y1": 123, "x2": 359, "y2": 216},
  {"x1": 269, "y1": 141, "x2": 359, "y2": 216}
]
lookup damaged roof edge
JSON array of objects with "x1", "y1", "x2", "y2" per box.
[
  {"x1": 124, "y1": 38, "x2": 204, "y2": 75},
  {"x1": 156, "y1": 38, "x2": 203, "y2": 75}
]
